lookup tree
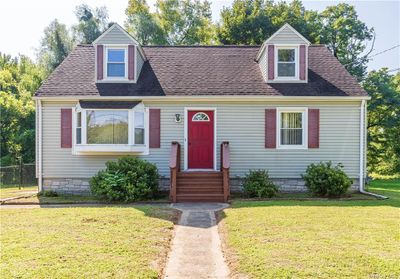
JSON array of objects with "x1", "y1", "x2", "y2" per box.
[
  {"x1": 319, "y1": 3, "x2": 374, "y2": 80},
  {"x1": 0, "y1": 54, "x2": 44, "y2": 165},
  {"x1": 73, "y1": 4, "x2": 109, "y2": 44},
  {"x1": 156, "y1": 0, "x2": 215, "y2": 45},
  {"x1": 38, "y1": 19, "x2": 74, "y2": 74},
  {"x1": 125, "y1": 0, "x2": 166, "y2": 45},
  {"x1": 125, "y1": 0, "x2": 215, "y2": 45},
  {"x1": 363, "y1": 69, "x2": 400, "y2": 175},
  {"x1": 218, "y1": 0, "x2": 273, "y2": 45},
  {"x1": 217, "y1": 0, "x2": 321, "y2": 45}
]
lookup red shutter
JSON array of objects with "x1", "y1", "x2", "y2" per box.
[
  {"x1": 265, "y1": 109, "x2": 276, "y2": 148},
  {"x1": 61, "y1": 109, "x2": 72, "y2": 148},
  {"x1": 128, "y1": 45, "x2": 135, "y2": 80},
  {"x1": 149, "y1": 109, "x2": 160, "y2": 148},
  {"x1": 299, "y1": 45, "x2": 306, "y2": 80},
  {"x1": 97, "y1": 45, "x2": 104, "y2": 80},
  {"x1": 267, "y1": 45, "x2": 275, "y2": 80},
  {"x1": 308, "y1": 109, "x2": 320, "y2": 148}
]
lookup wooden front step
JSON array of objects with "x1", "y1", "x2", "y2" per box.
[
  {"x1": 175, "y1": 171, "x2": 224, "y2": 202},
  {"x1": 176, "y1": 193, "x2": 225, "y2": 203}
]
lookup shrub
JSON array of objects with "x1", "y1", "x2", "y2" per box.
[
  {"x1": 243, "y1": 170, "x2": 278, "y2": 198},
  {"x1": 301, "y1": 161, "x2": 352, "y2": 197},
  {"x1": 39, "y1": 190, "x2": 58, "y2": 197},
  {"x1": 90, "y1": 156, "x2": 159, "y2": 202}
]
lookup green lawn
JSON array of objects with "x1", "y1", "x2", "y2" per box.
[
  {"x1": 0, "y1": 185, "x2": 38, "y2": 199},
  {"x1": 1, "y1": 206, "x2": 178, "y2": 278},
  {"x1": 220, "y1": 179, "x2": 400, "y2": 278}
]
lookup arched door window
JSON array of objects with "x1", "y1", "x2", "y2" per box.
[{"x1": 192, "y1": 112, "x2": 210, "y2": 121}]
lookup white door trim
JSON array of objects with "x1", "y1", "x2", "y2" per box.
[{"x1": 184, "y1": 107, "x2": 217, "y2": 171}]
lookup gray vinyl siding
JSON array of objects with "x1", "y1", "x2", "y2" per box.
[
  {"x1": 41, "y1": 101, "x2": 361, "y2": 179},
  {"x1": 258, "y1": 48, "x2": 267, "y2": 81},
  {"x1": 136, "y1": 49, "x2": 145, "y2": 81},
  {"x1": 267, "y1": 25, "x2": 307, "y2": 44},
  {"x1": 96, "y1": 26, "x2": 135, "y2": 45}
]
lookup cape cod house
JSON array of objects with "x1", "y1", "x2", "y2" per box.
[{"x1": 34, "y1": 23, "x2": 369, "y2": 202}]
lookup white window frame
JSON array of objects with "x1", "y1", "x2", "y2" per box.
[
  {"x1": 72, "y1": 103, "x2": 149, "y2": 155},
  {"x1": 277, "y1": 107, "x2": 308, "y2": 149},
  {"x1": 104, "y1": 46, "x2": 128, "y2": 80},
  {"x1": 275, "y1": 46, "x2": 299, "y2": 80}
]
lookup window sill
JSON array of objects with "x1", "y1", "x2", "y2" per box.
[
  {"x1": 277, "y1": 145, "x2": 308, "y2": 150},
  {"x1": 73, "y1": 144, "x2": 149, "y2": 155},
  {"x1": 96, "y1": 79, "x2": 136, "y2": 83},
  {"x1": 267, "y1": 79, "x2": 307, "y2": 83}
]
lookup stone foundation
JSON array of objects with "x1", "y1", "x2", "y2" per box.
[
  {"x1": 43, "y1": 178, "x2": 91, "y2": 195},
  {"x1": 43, "y1": 177, "x2": 360, "y2": 195},
  {"x1": 230, "y1": 177, "x2": 359, "y2": 193}
]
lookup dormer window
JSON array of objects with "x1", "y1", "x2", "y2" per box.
[
  {"x1": 276, "y1": 47, "x2": 298, "y2": 79},
  {"x1": 106, "y1": 47, "x2": 127, "y2": 79}
]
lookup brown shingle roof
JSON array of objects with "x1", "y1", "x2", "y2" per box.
[{"x1": 35, "y1": 44, "x2": 367, "y2": 97}]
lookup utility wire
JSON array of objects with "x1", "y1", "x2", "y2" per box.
[
  {"x1": 369, "y1": 44, "x2": 400, "y2": 58},
  {"x1": 343, "y1": 44, "x2": 400, "y2": 67}
]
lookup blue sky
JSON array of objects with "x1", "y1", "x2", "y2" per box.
[{"x1": 0, "y1": 0, "x2": 399, "y2": 71}]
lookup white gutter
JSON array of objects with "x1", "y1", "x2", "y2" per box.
[
  {"x1": 33, "y1": 95, "x2": 371, "y2": 102},
  {"x1": 359, "y1": 99, "x2": 387, "y2": 199},
  {"x1": 38, "y1": 99, "x2": 43, "y2": 192}
]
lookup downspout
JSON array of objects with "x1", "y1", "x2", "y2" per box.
[
  {"x1": 359, "y1": 99, "x2": 387, "y2": 199},
  {"x1": 38, "y1": 99, "x2": 43, "y2": 192}
]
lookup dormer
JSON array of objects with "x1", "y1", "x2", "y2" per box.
[
  {"x1": 256, "y1": 23, "x2": 310, "y2": 83},
  {"x1": 93, "y1": 23, "x2": 146, "y2": 83}
]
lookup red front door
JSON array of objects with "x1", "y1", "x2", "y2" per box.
[{"x1": 188, "y1": 110, "x2": 214, "y2": 169}]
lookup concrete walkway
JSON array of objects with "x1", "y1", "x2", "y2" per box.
[{"x1": 164, "y1": 203, "x2": 230, "y2": 279}]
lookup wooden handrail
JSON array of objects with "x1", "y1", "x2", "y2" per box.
[
  {"x1": 169, "y1": 141, "x2": 180, "y2": 202},
  {"x1": 220, "y1": 141, "x2": 230, "y2": 202}
]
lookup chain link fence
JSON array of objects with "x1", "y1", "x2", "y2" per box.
[{"x1": 0, "y1": 163, "x2": 37, "y2": 186}]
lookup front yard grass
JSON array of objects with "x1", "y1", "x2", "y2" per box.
[
  {"x1": 219, "y1": 179, "x2": 400, "y2": 278},
  {"x1": 0, "y1": 185, "x2": 38, "y2": 199},
  {"x1": 1, "y1": 205, "x2": 179, "y2": 278}
]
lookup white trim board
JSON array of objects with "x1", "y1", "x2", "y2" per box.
[
  {"x1": 34, "y1": 96, "x2": 371, "y2": 101},
  {"x1": 184, "y1": 107, "x2": 217, "y2": 171}
]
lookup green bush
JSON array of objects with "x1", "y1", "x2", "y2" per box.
[
  {"x1": 39, "y1": 190, "x2": 58, "y2": 197},
  {"x1": 301, "y1": 161, "x2": 352, "y2": 197},
  {"x1": 243, "y1": 170, "x2": 278, "y2": 198},
  {"x1": 90, "y1": 156, "x2": 159, "y2": 202}
]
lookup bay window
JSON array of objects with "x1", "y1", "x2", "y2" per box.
[
  {"x1": 87, "y1": 110, "x2": 129, "y2": 144},
  {"x1": 73, "y1": 103, "x2": 148, "y2": 154},
  {"x1": 278, "y1": 108, "x2": 307, "y2": 149}
]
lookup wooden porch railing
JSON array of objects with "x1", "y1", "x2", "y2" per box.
[
  {"x1": 169, "y1": 141, "x2": 180, "y2": 203},
  {"x1": 220, "y1": 141, "x2": 230, "y2": 202}
]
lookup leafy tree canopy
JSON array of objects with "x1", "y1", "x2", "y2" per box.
[
  {"x1": 363, "y1": 69, "x2": 400, "y2": 175},
  {"x1": 125, "y1": 0, "x2": 215, "y2": 45},
  {"x1": 73, "y1": 4, "x2": 109, "y2": 44},
  {"x1": 37, "y1": 19, "x2": 74, "y2": 74},
  {"x1": 0, "y1": 54, "x2": 45, "y2": 165}
]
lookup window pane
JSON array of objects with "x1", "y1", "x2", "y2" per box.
[
  {"x1": 278, "y1": 63, "x2": 295, "y2": 77},
  {"x1": 281, "y1": 112, "x2": 303, "y2": 145},
  {"x1": 107, "y1": 63, "x2": 125, "y2": 77},
  {"x1": 278, "y1": 49, "x2": 295, "y2": 62},
  {"x1": 76, "y1": 128, "x2": 81, "y2": 144},
  {"x1": 87, "y1": 110, "x2": 128, "y2": 144},
  {"x1": 281, "y1": 112, "x2": 302, "y2": 128},
  {"x1": 281, "y1": 129, "x2": 303, "y2": 145},
  {"x1": 135, "y1": 112, "x2": 144, "y2": 127},
  {"x1": 135, "y1": 128, "x2": 145, "y2": 144},
  {"x1": 108, "y1": 49, "x2": 125, "y2": 62},
  {"x1": 76, "y1": 112, "x2": 81, "y2": 127}
]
